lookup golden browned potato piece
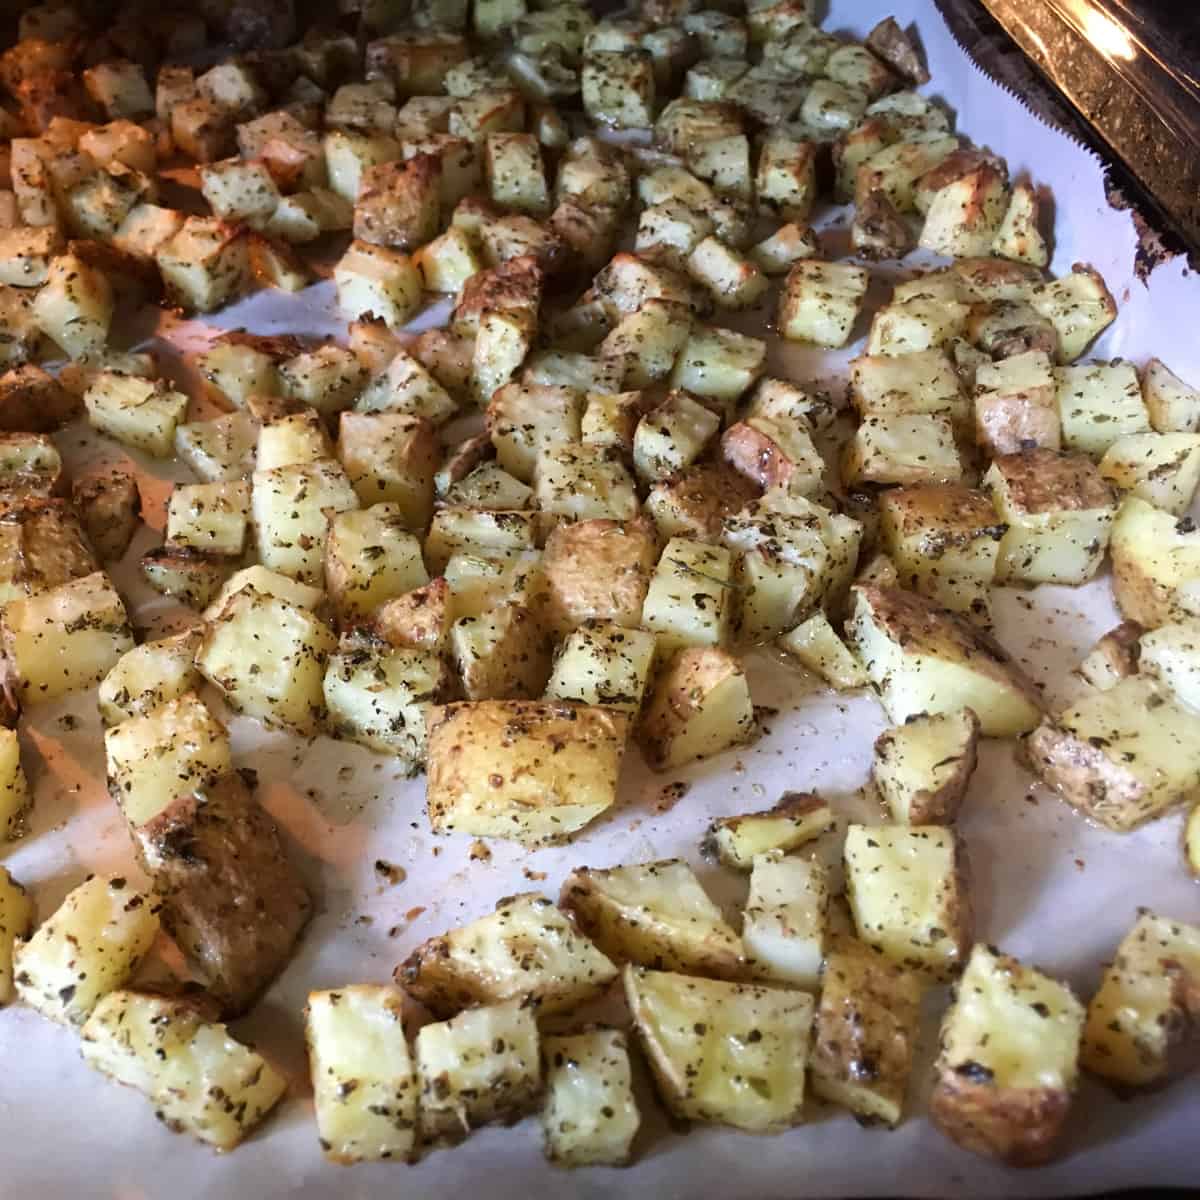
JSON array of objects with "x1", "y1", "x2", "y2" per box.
[
  {"x1": 72, "y1": 470, "x2": 141, "y2": 563},
  {"x1": 866, "y1": 17, "x2": 930, "y2": 85},
  {"x1": 1076, "y1": 619, "x2": 1143, "y2": 690},
  {"x1": 0, "y1": 365, "x2": 80, "y2": 433},
  {"x1": 702, "y1": 792, "x2": 834, "y2": 870},
  {"x1": 0, "y1": 497, "x2": 97, "y2": 603},
  {"x1": 872, "y1": 708, "x2": 980, "y2": 824},
  {"x1": 134, "y1": 771, "x2": 312, "y2": 1016},
  {"x1": 375, "y1": 577, "x2": 452, "y2": 652},
  {"x1": 644, "y1": 462, "x2": 759, "y2": 542},
  {"x1": 851, "y1": 188, "x2": 915, "y2": 261}
]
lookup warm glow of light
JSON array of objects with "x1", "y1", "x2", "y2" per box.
[{"x1": 1064, "y1": 0, "x2": 1138, "y2": 62}]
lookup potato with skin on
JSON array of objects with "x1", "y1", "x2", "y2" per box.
[
  {"x1": 1110, "y1": 496, "x2": 1200, "y2": 627},
  {"x1": 415, "y1": 999, "x2": 542, "y2": 1144},
  {"x1": 0, "y1": 867, "x2": 32, "y2": 1003},
  {"x1": 639, "y1": 645, "x2": 756, "y2": 770},
  {"x1": 81, "y1": 989, "x2": 287, "y2": 1152},
  {"x1": 973, "y1": 347, "x2": 1060, "y2": 456},
  {"x1": 703, "y1": 792, "x2": 834, "y2": 873},
  {"x1": 14, "y1": 875, "x2": 160, "y2": 1026},
  {"x1": 1080, "y1": 910, "x2": 1200, "y2": 1090},
  {"x1": 306, "y1": 985, "x2": 418, "y2": 1165},
  {"x1": 545, "y1": 622, "x2": 657, "y2": 713},
  {"x1": 1098, "y1": 432, "x2": 1200, "y2": 517},
  {"x1": 542, "y1": 515, "x2": 659, "y2": 638},
  {"x1": 645, "y1": 463, "x2": 759, "y2": 544},
  {"x1": 810, "y1": 934, "x2": 924, "y2": 1127},
  {"x1": 984, "y1": 449, "x2": 1116, "y2": 586},
  {"x1": 844, "y1": 824, "x2": 972, "y2": 981},
  {"x1": 1142, "y1": 358, "x2": 1200, "y2": 433},
  {"x1": 1076, "y1": 620, "x2": 1143, "y2": 691},
  {"x1": 197, "y1": 587, "x2": 337, "y2": 736},
  {"x1": 874, "y1": 708, "x2": 981, "y2": 825},
  {"x1": 451, "y1": 602, "x2": 553, "y2": 701},
  {"x1": 426, "y1": 700, "x2": 628, "y2": 846},
  {"x1": 1024, "y1": 675, "x2": 1200, "y2": 832},
  {"x1": 0, "y1": 365, "x2": 79, "y2": 433},
  {"x1": 541, "y1": 1028, "x2": 640, "y2": 1168},
  {"x1": 561, "y1": 859, "x2": 743, "y2": 979},
  {"x1": 97, "y1": 629, "x2": 203, "y2": 726},
  {"x1": 779, "y1": 260, "x2": 870, "y2": 348},
  {"x1": 400, "y1": 892, "x2": 617, "y2": 1018},
  {"x1": 2, "y1": 570, "x2": 134, "y2": 705},
  {"x1": 0, "y1": 497, "x2": 97, "y2": 605},
  {"x1": 721, "y1": 415, "x2": 823, "y2": 494},
  {"x1": 135, "y1": 771, "x2": 311, "y2": 1016},
  {"x1": 931, "y1": 944, "x2": 1084, "y2": 1165},
  {"x1": 625, "y1": 966, "x2": 813, "y2": 1133},
  {"x1": 376, "y1": 578, "x2": 453, "y2": 654},
  {"x1": 846, "y1": 585, "x2": 1043, "y2": 736},
  {"x1": 353, "y1": 154, "x2": 442, "y2": 250},
  {"x1": 741, "y1": 854, "x2": 829, "y2": 991}
]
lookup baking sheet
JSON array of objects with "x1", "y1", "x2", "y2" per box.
[{"x1": 1, "y1": 1, "x2": 1198, "y2": 1195}]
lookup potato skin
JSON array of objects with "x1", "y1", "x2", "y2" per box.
[
  {"x1": 135, "y1": 771, "x2": 312, "y2": 1016},
  {"x1": 929, "y1": 1070, "x2": 1072, "y2": 1167}
]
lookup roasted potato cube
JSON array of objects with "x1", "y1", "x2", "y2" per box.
[
  {"x1": 196, "y1": 339, "x2": 278, "y2": 411},
  {"x1": 487, "y1": 383, "x2": 583, "y2": 483},
  {"x1": 81, "y1": 990, "x2": 286, "y2": 1150},
  {"x1": 400, "y1": 891, "x2": 617, "y2": 1018},
  {"x1": 252, "y1": 460, "x2": 360, "y2": 585},
  {"x1": 843, "y1": 414, "x2": 963, "y2": 487},
  {"x1": 141, "y1": 546, "x2": 234, "y2": 609},
  {"x1": 1030, "y1": 265, "x2": 1117, "y2": 363},
  {"x1": 973, "y1": 347, "x2": 1060, "y2": 456},
  {"x1": 426, "y1": 700, "x2": 628, "y2": 845},
  {"x1": 165, "y1": 481, "x2": 250, "y2": 557},
  {"x1": 638, "y1": 645, "x2": 754, "y2": 770},
  {"x1": 750, "y1": 222, "x2": 820, "y2": 277},
  {"x1": 850, "y1": 348, "x2": 966, "y2": 428},
  {"x1": 984, "y1": 449, "x2": 1116, "y2": 586},
  {"x1": 686, "y1": 236, "x2": 767, "y2": 309},
  {"x1": 446, "y1": 464, "x2": 532, "y2": 510},
  {"x1": 449, "y1": 88, "x2": 526, "y2": 143},
  {"x1": 171, "y1": 97, "x2": 235, "y2": 163},
  {"x1": 599, "y1": 299, "x2": 692, "y2": 389},
  {"x1": 425, "y1": 507, "x2": 542, "y2": 574},
  {"x1": 483, "y1": 132, "x2": 549, "y2": 216},
  {"x1": 1025, "y1": 675, "x2": 1200, "y2": 831},
  {"x1": 741, "y1": 854, "x2": 828, "y2": 991},
  {"x1": 844, "y1": 823, "x2": 971, "y2": 980},
  {"x1": 205, "y1": 565, "x2": 326, "y2": 622},
  {"x1": 636, "y1": 199, "x2": 714, "y2": 268},
  {"x1": 156, "y1": 217, "x2": 248, "y2": 313},
  {"x1": 176, "y1": 412, "x2": 260, "y2": 482},
  {"x1": 545, "y1": 622, "x2": 656, "y2": 712},
  {"x1": 14, "y1": 875, "x2": 159, "y2": 1026},
  {"x1": 324, "y1": 129, "x2": 402, "y2": 204},
  {"x1": 0, "y1": 497, "x2": 97, "y2": 605},
  {"x1": 104, "y1": 692, "x2": 233, "y2": 827},
  {"x1": 199, "y1": 157, "x2": 281, "y2": 230},
  {"x1": 376, "y1": 578, "x2": 453, "y2": 653},
  {"x1": 32, "y1": 251, "x2": 113, "y2": 360},
  {"x1": 856, "y1": 136, "x2": 959, "y2": 213},
  {"x1": 451, "y1": 602, "x2": 552, "y2": 700},
  {"x1": 582, "y1": 51, "x2": 656, "y2": 129},
  {"x1": 256, "y1": 409, "x2": 334, "y2": 471},
  {"x1": 353, "y1": 154, "x2": 441, "y2": 250},
  {"x1": 703, "y1": 792, "x2": 833, "y2": 872},
  {"x1": 445, "y1": 550, "x2": 545, "y2": 621},
  {"x1": 1142, "y1": 358, "x2": 1200, "y2": 433},
  {"x1": 0, "y1": 867, "x2": 33, "y2": 1003},
  {"x1": 918, "y1": 164, "x2": 1009, "y2": 258},
  {"x1": 135, "y1": 771, "x2": 310, "y2": 1015},
  {"x1": 197, "y1": 61, "x2": 269, "y2": 120},
  {"x1": 778, "y1": 611, "x2": 870, "y2": 688},
  {"x1": 668, "y1": 322, "x2": 766, "y2": 412},
  {"x1": 632, "y1": 389, "x2": 720, "y2": 483},
  {"x1": 580, "y1": 390, "x2": 648, "y2": 455},
  {"x1": 1057, "y1": 361, "x2": 1149, "y2": 459},
  {"x1": 642, "y1": 537, "x2": 734, "y2": 651},
  {"x1": 412, "y1": 225, "x2": 481, "y2": 294},
  {"x1": 197, "y1": 586, "x2": 337, "y2": 735},
  {"x1": 279, "y1": 345, "x2": 367, "y2": 417},
  {"x1": 1099, "y1": 433, "x2": 1200, "y2": 517},
  {"x1": 415, "y1": 999, "x2": 541, "y2": 1143},
  {"x1": 810, "y1": 935, "x2": 923, "y2": 1127},
  {"x1": 625, "y1": 965, "x2": 812, "y2": 1132},
  {"x1": 97, "y1": 630, "x2": 202, "y2": 726},
  {"x1": 1110, "y1": 496, "x2": 1200, "y2": 626},
  {"x1": 846, "y1": 585, "x2": 1042, "y2": 736},
  {"x1": 542, "y1": 516, "x2": 658, "y2": 637},
  {"x1": 992, "y1": 182, "x2": 1048, "y2": 267},
  {"x1": 533, "y1": 443, "x2": 638, "y2": 522},
  {"x1": 0, "y1": 727, "x2": 30, "y2": 840},
  {"x1": 867, "y1": 296, "x2": 970, "y2": 357},
  {"x1": 874, "y1": 708, "x2": 980, "y2": 825},
  {"x1": 779, "y1": 260, "x2": 869, "y2": 348},
  {"x1": 1081, "y1": 910, "x2": 1200, "y2": 1089},
  {"x1": 931, "y1": 944, "x2": 1084, "y2": 1165},
  {"x1": 325, "y1": 504, "x2": 428, "y2": 624},
  {"x1": 562, "y1": 858, "x2": 742, "y2": 978},
  {"x1": 2, "y1": 570, "x2": 133, "y2": 704},
  {"x1": 334, "y1": 240, "x2": 422, "y2": 332},
  {"x1": 0, "y1": 225, "x2": 63, "y2": 288},
  {"x1": 0, "y1": 431, "x2": 62, "y2": 498},
  {"x1": 84, "y1": 373, "x2": 188, "y2": 460},
  {"x1": 338, "y1": 412, "x2": 437, "y2": 528},
  {"x1": 1076, "y1": 620, "x2": 1143, "y2": 692},
  {"x1": 358, "y1": 347, "x2": 458, "y2": 426},
  {"x1": 1138, "y1": 618, "x2": 1200, "y2": 713},
  {"x1": 306, "y1": 985, "x2": 418, "y2": 1165},
  {"x1": 722, "y1": 412, "x2": 824, "y2": 494},
  {"x1": 472, "y1": 306, "x2": 537, "y2": 405}
]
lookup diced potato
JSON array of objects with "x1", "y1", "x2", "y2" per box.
[
  {"x1": 425, "y1": 507, "x2": 542, "y2": 574},
  {"x1": 196, "y1": 587, "x2": 337, "y2": 735},
  {"x1": 204, "y1": 566, "x2": 325, "y2": 622},
  {"x1": 484, "y1": 132, "x2": 549, "y2": 216},
  {"x1": 279, "y1": 346, "x2": 367, "y2": 418},
  {"x1": 636, "y1": 200, "x2": 715, "y2": 268},
  {"x1": 1098, "y1": 432, "x2": 1200, "y2": 517},
  {"x1": 412, "y1": 225, "x2": 481, "y2": 294},
  {"x1": 844, "y1": 824, "x2": 971, "y2": 980},
  {"x1": 426, "y1": 700, "x2": 628, "y2": 845},
  {"x1": 444, "y1": 462, "x2": 533, "y2": 510},
  {"x1": 449, "y1": 88, "x2": 527, "y2": 142},
  {"x1": 338, "y1": 412, "x2": 437, "y2": 528},
  {"x1": 487, "y1": 383, "x2": 583, "y2": 483},
  {"x1": 376, "y1": 579, "x2": 453, "y2": 653},
  {"x1": 1142, "y1": 358, "x2": 1200, "y2": 433},
  {"x1": 931, "y1": 944, "x2": 1084, "y2": 1165},
  {"x1": 918, "y1": 164, "x2": 1009, "y2": 258},
  {"x1": 1025, "y1": 675, "x2": 1200, "y2": 832},
  {"x1": 778, "y1": 260, "x2": 869, "y2": 348},
  {"x1": 252, "y1": 460, "x2": 360, "y2": 585},
  {"x1": 534, "y1": 444, "x2": 639, "y2": 521},
  {"x1": 81, "y1": 990, "x2": 286, "y2": 1151},
  {"x1": 638, "y1": 645, "x2": 755, "y2": 770},
  {"x1": 113, "y1": 203, "x2": 185, "y2": 261},
  {"x1": 353, "y1": 154, "x2": 441, "y2": 250},
  {"x1": 141, "y1": 547, "x2": 234, "y2": 610},
  {"x1": 1076, "y1": 620, "x2": 1143, "y2": 692},
  {"x1": 582, "y1": 51, "x2": 656, "y2": 129},
  {"x1": 334, "y1": 240, "x2": 422, "y2": 332},
  {"x1": 1080, "y1": 910, "x2": 1200, "y2": 1090},
  {"x1": 1030, "y1": 266, "x2": 1117, "y2": 363},
  {"x1": 642, "y1": 538, "x2": 734, "y2": 652},
  {"x1": 0, "y1": 727, "x2": 29, "y2": 840},
  {"x1": 644, "y1": 463, "x2": 755, "y2": 544},
  {"x1": 165, "y1": 481, "x2": 250, "y2": 557},
  {"x1": 197, "y1": 61, "x2": 268, "y2": 120},
  {"x1": 97, "y1": 631, "x2": 202, "y2": 727},
  {"x1": 686, "y1": 237, "x2": 767, "y2": 309},
  {"x1": 867, "y1": 296, "x2": 970, "y2": 356},
  {"x1": 810, "y1": 935, "x2": 923, "y2": 1127},
  {"x1": 850, "y1": 348, "x2": 966, "y2": 427},
  {"x1": 541, "y1": 1028, "x2": 639, "y2": 1168},
  {"x1": 400, "y1": 892, "x2": 617, "y2": 1017},
  {"x1": 632, "y1": 389, "x2": 720, "y2": 483},
  {"x1": 750, "y1": 221, "x2": 820, "y2": 276},
  {"x1": 562, "y1": 859, "x2": 742, "y2": 978},
  {"x1": 874, "y1": 708, "x2": 980, "y2": 825},
  {"x1": 196, "y1": 342, "x2": 277, "y2": 413},
  {"x1": 0, "y1": 430, "x2": 61, "y2": 495},
  {"x1": 415, "y1": 1000, "x2": 541, "y2": 1143},
  {"x1": 306, "y1": 985, "x2": 418, "y2": 1165},
  {"x1": 2, "y1": 570, "x2": 133, "y2": 704},
  {"x1": 1138, "y1": 618, "x2": 1200, "y2": 713},
  {"x1": 703, "y1": 792, "x2": 833, "y2": 873},
  {"x1": 451, "y1": 602, "x2": 552, "y2": 700},
  {"x1": 14, "y1": 876, "x2": 159, "y2": 1026},
  {"x1": 199, "y1": 157, "x2": 281, "y2": 230},
  {"x1": 0, "y1": 867, "x2": 32, "y2": 1003},
  {"x1": 0, "y1": 225, "x2": 62, "y2": 287},
  {"x1": 325, "y1": 505, "x2": 428, "y2": 623},
  {"x1": 599, "y1": 299, "x2": 692, "y2": 389},
  {"x1": 843, "y1": 414, "x2": 963, "y2": 487},
  {"x1": 156, "y1": 217, "x2": 249, "y2": 313},
  {"x1": 856, "y1": 137, "x2": 959, "y2": 213},
  {"x1": 779, "y1": 611, "x2": 868, "y2": 689},
  {"x1": 175, "y1": 412, "x2": 259, "y2": 483},
  {"x1": 32, "y1": 251, "x2": 113, "y2": 360},
  {"x1": 624, "y1": 966, "x2": 812, "y2": 1132},
  {"x1": 846, "y1": 585, "x2": 1043, "y2": 736},
  {"x1": 84, "y1": 373, "x2": 189, "y2": 460},
  {"x1": 324, "y1": 644, "x2": 447, "y2": 763},
  {"x1": 741, "y1": 854, "x2": 828, "y2": 991},
  {"x1": 973, "y1": 347, "x2": 1060, "y2": 456},
  {"x1": 0, "y1": 496, "x2": 96, "y2": 605},
  {"x1": 1110, "y1": 496, "x2": 1200, "y2": 627},
  {"x1": 542, "y1": 516, "x2": 658, "y2": 637},
  {"x1": 256, "y1": 409, "x2": 332, "y2": 471},
  {"x1": 984, "y1": 449, "x2": 1116, "y2": 586},
  {"x1": 1057, "y1": 361, "x2": 1149, "y2": 459},
  {"x1": 445, "y1": 550, "x2": 545, "y2": 621},
  {"x1": 992, "y1": 182, "x2": 1048, "y2": 267},
  {"x1": 544, "y1": 622, "x2": 656, "y2": 712}
]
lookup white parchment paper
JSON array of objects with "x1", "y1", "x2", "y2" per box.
[{"x1": 1, "y1": 2, "x2": 1198, "y2": 1195}]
